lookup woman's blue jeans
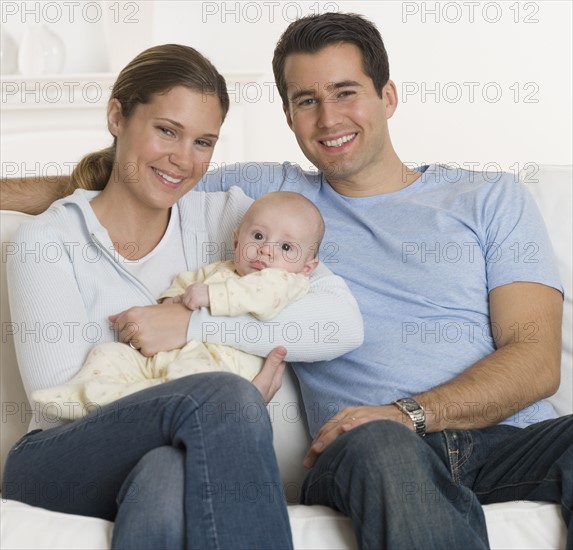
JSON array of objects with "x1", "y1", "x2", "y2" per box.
[
  {"x1": 301, "y1": 416, "x2": 573, "y2": 549},
  {"x1": 2, "y1": 372, "x2": 293, "y2": 550}
]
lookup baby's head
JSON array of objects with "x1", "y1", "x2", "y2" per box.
[{"x1": 234, "y1": 192, "x2": 324, "y2": 277}]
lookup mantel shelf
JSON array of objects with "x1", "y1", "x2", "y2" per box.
[
  {"x1": 1, "y1": 71, "x2": 264, "y2": 176},
  {"x1": 1, "y1": 72, "x2": 264, "y2": 109}
]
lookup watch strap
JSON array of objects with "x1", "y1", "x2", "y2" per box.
[{"x1": 392, "y1": 398, "x2": 426, "y2": 437}]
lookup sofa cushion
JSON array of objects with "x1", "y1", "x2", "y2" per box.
[
  {"x1": 1, "y1": 166, "x2": 572, "y2": 489},
  {"x1": 0, "y1": 499, "x2": 565, "y2": 550}
]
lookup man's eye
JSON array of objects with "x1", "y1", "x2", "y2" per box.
[
  {"x1": 281, "y1": 243, "x2": 292, "y2": 252},
  {"x1": 299, "y1": 98, "x2": 317, "y2": 107},
  {"x1": 254, "y1": 232, "x2": 264, "y2": 240}
]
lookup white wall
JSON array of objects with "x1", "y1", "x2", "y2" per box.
[
  {"x1": 151, "y1": 0, "x2": 572, "y2": 174},
  {"x1": 2, "y1": 1, "x2": 572, "y2": 174}
]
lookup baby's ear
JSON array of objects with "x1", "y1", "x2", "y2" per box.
[
  {"x1": 302, "y1": 258, "x2": 319, "y2": 276},
  {"x1": 232, "y1": 229, "x2": 239, "y2": 249}
]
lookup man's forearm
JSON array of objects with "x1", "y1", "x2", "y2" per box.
[
  {"x1": 416, "y1": 340, "x2": 561, "y2": 432},
  {"x1": 0, "y1": 175, "x2": 72, "y2": 214},
  {"x1": 416, "y1": 283, "x2": 563, "y2": 432}
]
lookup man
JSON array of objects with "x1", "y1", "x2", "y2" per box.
[
  {"x1": 197, "y1": 13, "x2": 572, "y2": 549},
  {"x1": 2, "y1": 12, "x2": 571, "y2": 549}
]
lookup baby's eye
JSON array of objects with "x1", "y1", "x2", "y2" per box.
[
  {"x1": 254, "y1": 232, "x2": 264, "y2": 240},
  {"x1": 281, "y1": 243, "x2": 292, "y2": 252}
]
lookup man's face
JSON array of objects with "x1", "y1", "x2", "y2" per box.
[{"x1": 283, "y1": 42, "x2": 397, "y2": 195}]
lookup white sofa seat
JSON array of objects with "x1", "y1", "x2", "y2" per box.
[{"x1": 1, "y1": 165, "x2": 571, "y2": 549}]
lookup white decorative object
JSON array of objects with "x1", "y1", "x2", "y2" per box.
[
  {"x1": 0, "y1": 26, "x2": 18, "y2": 75},
  {"x1": 17, "y1": 25, "x2": 65, "y2": 76},
  {"x1": 102, "y1": 0, "x2": 154, "y2": 73}
]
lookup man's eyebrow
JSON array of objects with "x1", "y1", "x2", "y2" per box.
[
  {"x1": 288, "y1": 80, "x2": 363, "y2": 103},
  {"x1": 325, "y1": 80, "x2": 363, "y2": 92}
]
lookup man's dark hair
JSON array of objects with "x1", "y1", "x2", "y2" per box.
[{"x1": 272, "y1": 12, "x2": 390, "y2": 108}]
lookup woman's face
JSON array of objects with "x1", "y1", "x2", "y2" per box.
[{"x1": 107, "y1": 85, "x2": 223, "y2": 211}]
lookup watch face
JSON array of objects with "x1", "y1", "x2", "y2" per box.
[{"x1": 399, "y1": 399, "x2": 420, "y2": 412}]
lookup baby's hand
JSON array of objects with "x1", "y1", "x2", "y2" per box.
[{"x1": 174, "y1": 283, "x2": 210, "y2": 311}]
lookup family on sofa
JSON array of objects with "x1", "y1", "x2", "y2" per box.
[{"x1": 2, "y1": 12, "x2": 572, "y2": 550}]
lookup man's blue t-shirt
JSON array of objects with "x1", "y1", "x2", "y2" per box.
[{"x1": 197, "y1": 163, "x2": 563, "y2": 437}]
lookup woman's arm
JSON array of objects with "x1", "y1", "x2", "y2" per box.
[
  {"x1": 187, "y1": 262, "x2": 364, "y2": 362},
  {"x1": 7, "y1": 222, "x2": 94, "y2": 400}
]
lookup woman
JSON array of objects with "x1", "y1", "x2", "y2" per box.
[{"x1": 2, "y1": 44, "x2": 362, "y2": 549}]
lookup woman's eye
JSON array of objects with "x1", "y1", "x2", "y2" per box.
[
  {"x1": 254, "y1": 232, "x2": 264, "y2": 240},
  {"x1": 281, "y1": 243, "x2": 292, "y2": 252},
  {"x1": 159, "y1": 127, "x2": 175, "y2": 137}
]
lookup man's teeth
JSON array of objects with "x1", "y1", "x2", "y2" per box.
[
  {"x1": 153, "y1": 168, "x2": 183, "y2": 184},
  {"x1": 323, "y1": 133, "x2": 356, "y2": 148}
]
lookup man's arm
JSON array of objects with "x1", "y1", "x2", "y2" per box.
[
  {"x1": 416, "y1": 281, "x2": 562, "y2": 431},
  {"x1": 0, "y1": 175, "x2": 71, "y2": 214},
  {"x1": 304, "y1": 281, "x2": 562, "y2": 467}
]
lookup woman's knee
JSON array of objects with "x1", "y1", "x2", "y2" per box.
[{"x1": 171, "y1": 371, "x2": 264, "y2": 405}]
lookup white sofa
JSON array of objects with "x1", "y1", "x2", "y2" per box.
[{"x1": 1, "y1": 165, "x2": 571, "y2": 549}]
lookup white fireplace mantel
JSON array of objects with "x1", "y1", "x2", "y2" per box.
[{"x1": 1, "y1": 72, "x2": 262, "y2": 179}]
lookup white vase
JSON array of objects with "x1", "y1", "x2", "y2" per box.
[
  {"x1": 0, "y1": 26, "x2": 19, "y2": 75},
  {"x1": 18, "y1": 25, "x2": 65, "y2": 75}
]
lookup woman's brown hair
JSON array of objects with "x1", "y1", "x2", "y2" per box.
[{"x1": 70, "y1": 44, "x2": 229, "y2": 191}]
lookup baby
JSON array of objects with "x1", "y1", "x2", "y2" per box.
[{"x1": 32, "y1": 192, "x2": 325, "y2": 419}]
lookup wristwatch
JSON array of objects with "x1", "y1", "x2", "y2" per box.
[{"x1": 392, "y1": 398, "x2": 426, "y2": 436}]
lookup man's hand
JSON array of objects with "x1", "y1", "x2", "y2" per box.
[
  {"x1": 303, "y1": 404, "x2": 414, "y2": 469},
  {"x1": 252, "y1": 346, "x2": 287, "y2": 403},
  {"x1": 171, "y1": 283, "x2": 210, "y2": 311},
  {"x1": 109, "y1": 303, "x2": 192, "y2": 357}
]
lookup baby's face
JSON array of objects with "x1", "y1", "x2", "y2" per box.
[{"x1": 234, "y1": 202, "x2": 319, "y2": 276}]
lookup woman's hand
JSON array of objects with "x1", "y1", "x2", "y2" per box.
[
  {"x1": 109, "y1": 303, "x2": 192, "y2": 357},
  {"x1": 252, "y1": 346, "x2": 287, "y2": 403}
]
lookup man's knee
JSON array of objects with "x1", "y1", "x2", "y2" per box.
[
  {"x1": 321, "y1": 420, "x2": 423, "y2": 480},
  {"x1": 343, "y1": 419, "x2": 418, "y2": 456}
]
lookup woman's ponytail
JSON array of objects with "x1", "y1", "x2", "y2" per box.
[{"x1": 69, "y1": 146, "x2": 115, "y2": 191}]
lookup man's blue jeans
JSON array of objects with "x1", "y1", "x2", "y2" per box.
[
  {"x1": 301, "y1": 416, "x2": 573, "y2": 549},
  {"x1": 2, "y1": 372, "x2": 293, "y2": 550}
]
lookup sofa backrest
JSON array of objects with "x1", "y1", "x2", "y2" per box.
[
  {"x1": 1, "y1": 212, "x2": 34, "y2": 484},
  {"x1": 523, "y1": 165, "x2": 572, "y2": 417},
  {"x1": 1, "y1": 164, "x2": 571, "y2": 495}
]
